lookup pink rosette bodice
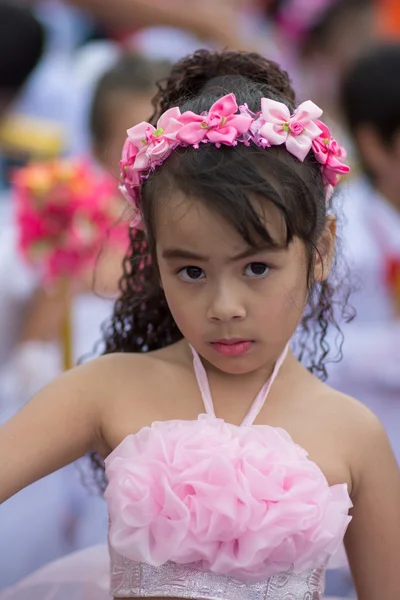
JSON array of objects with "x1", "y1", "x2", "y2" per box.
[{"x1": 105, "y1": 346, "x2": 352, "y2": 599}]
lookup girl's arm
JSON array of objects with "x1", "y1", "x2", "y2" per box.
[
  {"x1": 345, "y1": 412, "x2": 400, "y2": 599},
  {"x1": 0, "y1": 358, "x2": 110, "y2": 503}
]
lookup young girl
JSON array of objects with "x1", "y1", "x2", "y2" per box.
[{"x1": 1, "y1": 50, "x2": 399, "y2": 600}]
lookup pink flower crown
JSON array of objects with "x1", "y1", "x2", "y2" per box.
[{"x1": 120, "y1": 93, "x2": 350, "y2": 226}]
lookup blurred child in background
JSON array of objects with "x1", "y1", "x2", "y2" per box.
[
  {"x1": 0, "y1": 52, "x2": 169, "y2": 588},
  {"x1": 0, "y1": 1, "x2": 47, "y2": 201},
  {"x1": 320, "y1": 41, "x2": 400, "y2": 599},
  {"x1": 297, "y1": 0, "x2": 374, "y2": 124},
  {"x1": 328, "y1": 43, "x2": 400, "y2": 465}
]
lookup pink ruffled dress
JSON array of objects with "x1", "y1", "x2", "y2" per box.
[{"x1": 1, "y1": 345, "x2": 352, "y2": 600}]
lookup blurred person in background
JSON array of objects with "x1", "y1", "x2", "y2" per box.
[
  {"x1": 71, "y1": 1, "x2": 269, "y2": 81},
  {"x1": 328, "y1": 43, "x2": 400, "y2": 466},
  {"x1": 320, "y1": 41, "x2": 400, "y2": 600},
  {"x1": 88, "y1": 53, "x2": 170, "y2": 180},
  {"x1": 23, "y1": 0, "x2": 251, "y2": 53},
  {"x1": 0, "y1": 1, "x2": 47, "y2": 199},
  {"x1": 0, "y1": 1, "x2": 45, "y2": 116},
  {"x1": 297, "y1": 0, "x2": 374, "y2": 135},
  {"x1": 0, "y1": 1, "x2": 94, "y2": 181},
  {"x1": 0, "y1": 2, "x2": 72, "y2": 588},
  {"x1": 0, "y1": 52, "x2": 169, "y2": 588},
  {"x1": 257, "y1": 0, "x2": 374, "y2": 164},
  {"x1": 253, "y1": 0, "x2": 375, "y2": 156},
  {"x1": 9, "y1": 0, "x2": 92, "y2": 159},
  {"x1": 0, "y1": 0, "x2": 48, "y2": 394},
  {"x1": 74, "y1": 0, "x2": 256, "y2": 50},
  {"x1": 6, "y1": 0, "x2": 256, "y2": 163}
]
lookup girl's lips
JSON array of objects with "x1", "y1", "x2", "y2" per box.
[{"x1": 210, "y1": 340, "x2": 254, "y2": 356}]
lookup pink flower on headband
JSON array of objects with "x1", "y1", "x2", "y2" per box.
[
  {"x1": 312, "y1": 121, "x2": 350, "y2": 186},
  {"x1": 119, "y1": 93, "x2": 351, "y2": 216},
  {"x1": 257, "y1": 99, "x2": 323, "y2": 161},
  {"x1": 177, "y1": 93, "x2": 252, "y2": 148},
  {"x1": 126, "y1": 107, "x2": 183, "y2": 171},
  {"x1": 120, "y1": 139, "x2": 141, "y2": 188}
]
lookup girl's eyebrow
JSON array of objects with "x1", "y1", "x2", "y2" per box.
[{"x1": 161, "y1": 244, "x2": 279, "y2": 263}]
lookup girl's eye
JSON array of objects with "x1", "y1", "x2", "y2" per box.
[
  {"x1": 243, "y1": 262, "x2": 270, "y2": 278},
  {"x1": 178, "y1": 266, "x2": 206, "y2": 282}
]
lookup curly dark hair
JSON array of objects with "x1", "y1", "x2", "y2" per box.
[{"x1": 88, "y1": 49, "x2": 353, "y2": 493}]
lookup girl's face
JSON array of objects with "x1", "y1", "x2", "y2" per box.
[{"x1": 155, "y1": 192, "x2": 332, "y2": 375}]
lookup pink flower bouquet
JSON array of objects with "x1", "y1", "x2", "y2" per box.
[{"x1": 13, "y1": 158, "x2": 127, "y2": 284}]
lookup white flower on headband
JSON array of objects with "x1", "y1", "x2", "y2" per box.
[
  {"x1": 254, "y1": 99, "x2": 323, "y2": 161},
  {"x1": 119, "y1": 94, "x2": 350, "y2": 222}
]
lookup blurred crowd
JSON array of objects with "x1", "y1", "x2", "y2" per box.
[{"x1": 0, "y1": 0, "x2": 398, "y2": 597}]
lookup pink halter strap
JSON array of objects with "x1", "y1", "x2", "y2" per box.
[{"x1": 190, "y1": 345, "x2": 289, "y2": 427}]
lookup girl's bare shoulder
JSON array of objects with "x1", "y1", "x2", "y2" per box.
[
  {"x1": 291, "y1": 360, "x2": 384, "y2": 435},
  {"x1": 268, "y1": 361, "x2": 387, "y2": 491},
  {"x1": 81, "y1": 341, "x2": 188, "y2": 392},
  {"x1": 76, "y1": 343, "x2": 194, "y2": 449},
  {"x1": 319, "y1": 379, "x2": 384, "y2": 439},
  {"x1": 307, "y1": 374, "x2": 391, "y2": 482}
]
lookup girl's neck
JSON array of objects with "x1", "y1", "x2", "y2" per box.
[{"x1": 183, "y1": 339, "x2": 294, "y2": 394}]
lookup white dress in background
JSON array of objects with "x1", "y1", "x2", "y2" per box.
[
  {"x1": 0, "y1": 204, "x2": 111, "y2": 588},
  {"x1": 328, "y1": 177, "x2": 400, "y2": 464}
]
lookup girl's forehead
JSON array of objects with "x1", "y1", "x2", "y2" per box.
[{"x1": 154, "y1": 191, "x2": 286, "y2": 248}]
